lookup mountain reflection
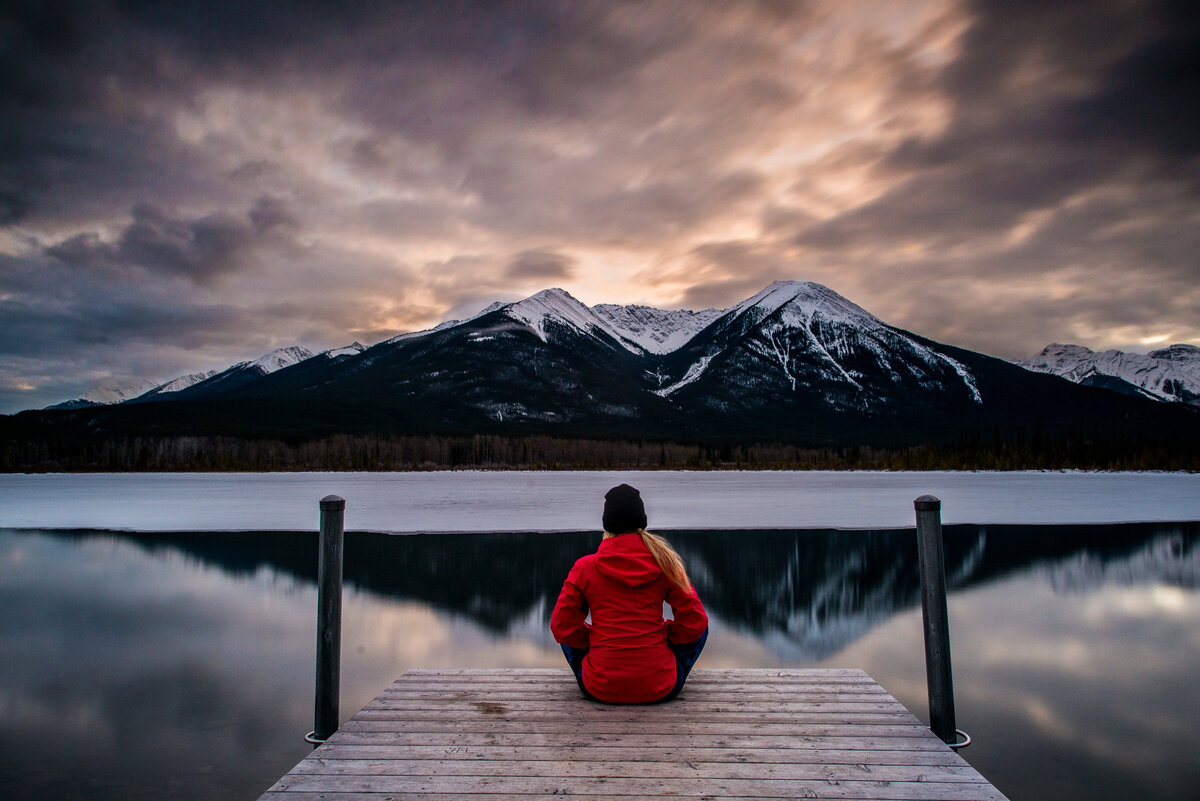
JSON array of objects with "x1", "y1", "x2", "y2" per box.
[{"x1": 44, "y1": 521, "x2": 1200, "y2": 659}]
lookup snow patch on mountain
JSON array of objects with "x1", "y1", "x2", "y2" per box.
[
  {"x1": 653, "y1": 354, "x2": 715, "y2": 397},
  {"x1": 593, "y1": 303, "x2": 723, "y2": 354},
  {"x1": 1020, "y1": 343, "x2": 1200, "y2": 405},
  {"x1": 246, "y1": 346, "x2": 314, "y2": 374},
  {"x1": 384, "y1": 318, "x2": 470, "y2": 346},
  {"x1": 144, "y1": 370, "x2": 219, "y2": 396},
  {"x1": 323, "y1": 342, "x2": 366, "y2": 359},
  {"x1": 46, "y1": 377, "x2": 159, "y2": 408},
  {"x1": 937, "y1": 353, "x2": 983, "y2": 403}
]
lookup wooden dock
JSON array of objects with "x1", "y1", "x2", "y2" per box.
[{"x1": 259, "y1": 667, "x2": 1009, "y2": 800}]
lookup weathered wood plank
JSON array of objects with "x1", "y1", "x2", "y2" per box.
[
  {"x1": 288, "y1": 757, "x2": 987, "y2": 782},
  {"x1": 352, "y1": 710, "x2": 917, "y2": 725},
  {"x1": 319, "y1": 732, "x2": 957, "y2": 751},
  {"x1": 340, "y1": 720, "x2": 934, "y2": 738},
  {"x1": 311, "y1": 744, "x2": 971, "y2": 766},
  {"x1": 367, "y1": 695, "x2": 898, "y2": 710},
  {"x1": 268, "y1": 774, "x2": 1007, "y2": 799},
  {"x1": 371, "y1": 695, "x2": 898, "y2": 706}
]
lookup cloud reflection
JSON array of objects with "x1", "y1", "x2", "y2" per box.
[{"x1": 2, "y1": 522, "x2": 1198, "y2": 801}]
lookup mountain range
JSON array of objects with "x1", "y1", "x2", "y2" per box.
[
  {"x1": 11, "y1": 281, "x2": 1200, "y2": 452},
  {"x1": 1020, "y1": 343, "x2": 1200, "y2": 406}
]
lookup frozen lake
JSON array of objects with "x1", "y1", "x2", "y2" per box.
[{"x1": 2, "y1": 470, "x2": 1199, "y2": 532}]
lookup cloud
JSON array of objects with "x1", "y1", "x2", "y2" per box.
[
  {"x1": 505, "y1": 249, "x2": 576, "y2": 281},
  {"x1": 1, "y1": 0, "x2": 1198, "y2": 411}
]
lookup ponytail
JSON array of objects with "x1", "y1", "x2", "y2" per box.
[{"x1": 638, "y1": 529, "x2": 693, "y2": 594}]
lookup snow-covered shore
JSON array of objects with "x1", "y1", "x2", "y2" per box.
[{"x1": 2, "y1": 470, "x2": 1198, "y2": 533}]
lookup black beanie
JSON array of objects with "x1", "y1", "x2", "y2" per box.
[{"x1": 602, "y1": 483, "x2": 647, "y2": 534}]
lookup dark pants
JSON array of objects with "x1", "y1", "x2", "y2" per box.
[{"x1": 560, "y1": 627, "x2": 709, "y2": 704}]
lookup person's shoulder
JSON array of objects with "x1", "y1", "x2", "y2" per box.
[{"x1": 569, "y1": 552, "x2": 598, "y2": 574}]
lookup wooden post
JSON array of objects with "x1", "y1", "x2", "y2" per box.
[
  {"x1": 311, "y1": 495, "x2": 345, "y2": 745},
  {"x1": 914, "y1": 494, "x2": 958, "y2": 745}
]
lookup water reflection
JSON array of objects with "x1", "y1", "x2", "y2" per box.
[
  {"x1": 79, "y1": 522, "x2": 1200, "y2": 659},
  {"x1": 1, "y1": 522, "x2": 1197, "y2": 801}
]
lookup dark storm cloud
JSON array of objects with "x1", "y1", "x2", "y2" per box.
[
  {"x1": 505, "y1": 249, "x2": 576, "y2": 281},
  {"x1": 1070, "y1": 1, "x2": 1200, "y2": 159},
  {"x1": 38, "y1": 200, "x2": 290, "y2": 285}
]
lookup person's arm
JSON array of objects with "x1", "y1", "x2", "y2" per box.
[
  {"x1": 550, "y1": 560, "x2": 591, "y2": 649},
  {"x1": 665, "y1": 583, "x2": 708, "y2": 645}
]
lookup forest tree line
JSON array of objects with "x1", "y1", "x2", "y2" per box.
[{"x1": 3, "y1": 429, "x2": 1196, "y2": 472}]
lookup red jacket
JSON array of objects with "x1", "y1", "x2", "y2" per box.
[{"x1": 550, "y1": 532, "x2": 708, "y2": 703}]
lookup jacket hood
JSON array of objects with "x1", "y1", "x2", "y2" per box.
[{"x1": 594, "y1": 533, "x2": 662, "y2": 587}]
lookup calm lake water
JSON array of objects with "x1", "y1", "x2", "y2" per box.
[{"x1": 2, "y1": 523, "x2": 1198, "y2": 801}]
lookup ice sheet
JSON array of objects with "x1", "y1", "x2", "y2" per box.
[{"x1": 2, "y1": 471, "x2": 1198, "y2": 532}]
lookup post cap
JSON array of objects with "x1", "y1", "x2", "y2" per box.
[
  {"x1": 320, "y1": 495, "x2": 346, "y2": 510},
  {"x1": 914, "y1": 495, "x2": 941, "y2": 511}
]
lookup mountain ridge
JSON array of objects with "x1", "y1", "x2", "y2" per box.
[{"x1": 12, "y1": 281, "x2": 1198, "y2": 468}]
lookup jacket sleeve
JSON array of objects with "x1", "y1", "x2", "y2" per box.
[
  {"x1": 665, "y1": 583, "x2": 708, "y2": 645},
  {"x1": 550, "y1": 560, "x2": 591, "y2": 649}
]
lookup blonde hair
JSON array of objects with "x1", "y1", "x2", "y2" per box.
[{"x1": 604, "y1": 528, "x2": 694, "y2": 594}]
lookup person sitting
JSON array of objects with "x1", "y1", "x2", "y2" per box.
[{"x1": 550, "y1": 483, "x2": 708, "y2": 704}]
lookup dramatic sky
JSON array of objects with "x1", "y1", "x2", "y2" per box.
[{"x1": 2, "y1": 0, "x2": 1198, "y2": 412}]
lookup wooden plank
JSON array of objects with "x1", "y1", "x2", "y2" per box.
[
  {"x1": 317, "y1": 732, "x2": 957, "y2": 751},
  {"x1": 357, "y1": 703, "x2": 916, "y2": 716},
  {"x1": 268, "y1": 774, "x2": 1007, "y2": 799},
  {"x1": 368, "y1": 693, "x2": 908, "y2": 706},
  {"x1": 311, "y1": 745, "x2": 970, "y2": 766},
  {"x1": 287, "y1": 758, "x2": 987, "y2": 782},
  {"x1": 340, "y1": 720, "x2": 934, "y2": 738},
  {"x1": 259, "y1": 668, "x2": 1008, "y2": 801},
  {"x1": 351, "y1": 711, "x2": 917, "y2": 725},
  {"x1": 360, "y1": 701, "x2": 912, "y2": 715}
]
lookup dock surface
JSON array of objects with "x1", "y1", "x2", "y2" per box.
[{"x1": 260, "y1": 667, "x2": 1008, "y2": 800}]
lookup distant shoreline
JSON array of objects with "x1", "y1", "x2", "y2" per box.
[
  {"x1": 6, "y1": 430, "x2": 1197, "y2": 473},
  {"x1": 4, "y1": 470, "x2": 1199, "y2": 532}
]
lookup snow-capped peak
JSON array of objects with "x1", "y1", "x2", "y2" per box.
[
  {"x1": 246, "y1": 346, "x2": 314, "y2": 374},
  {"x1": 503, "y1": 288, "x2": 599, "y2": 341},
  {"x1": 732, "y1": 280, "x2": 881, "y2": 330},
  {"x1": 500, "y1": 288, "x2": 650, "y2": 352},
  {"x1": 663, "y1": 279, "x2": 981, "y2": 405}
]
